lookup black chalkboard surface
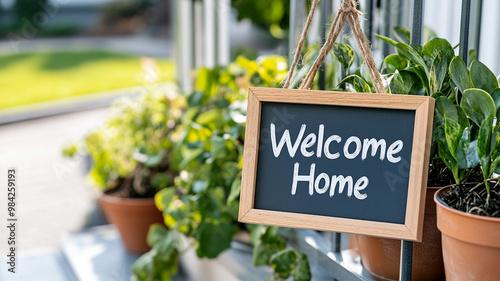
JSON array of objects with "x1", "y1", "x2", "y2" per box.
[
  {"x1": 239, "y1": 88, "x2": 434, "y2": 241},
  {"x1": 254, "y1": 102, "x2": 414, "y2": 224}
]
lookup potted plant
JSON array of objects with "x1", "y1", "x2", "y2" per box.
[
  {"x1": 132, "y1": 55, "x2": 313, "y2": 281},
  {"x1": 431, "y1": 55, "x2": 500, "y2": 280},
  {"x1": 342, "y1": 25, "x2": 500, "y2": 280},
  {"x1": 69, "y1": 83, "x2": 184, "y2": 254},
  {"x1": 339, "y1": 26, "x2": 461, "y2": 280}
]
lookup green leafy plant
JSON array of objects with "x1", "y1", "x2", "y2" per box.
[
  {"x1": 344, "y1": 26, "x2": 500, "y2": 216},
  {"x1": 133, "y1": 56, "x2": 313, "y2": 281},
  {"x1": 79, "y1": 84, "x2": 184, "y2": 197}
]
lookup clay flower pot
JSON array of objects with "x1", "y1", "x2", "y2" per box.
[
  {"x1": 99, "y1": 195, "x2": 164, "y2": 254},
  {"x1": 435, "y1": 186, "x2": 500, "y2": 281},
  {"x1": 356, "y1": 187, "x2": 445, "y2": 281}
]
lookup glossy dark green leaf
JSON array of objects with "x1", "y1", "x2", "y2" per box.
[
  {"x1": 449, "y1": 56, "x2": 474, "y2": 93},
  {"x1": 430, "y1": 51, "x2": 449, "y2": 93},
  {"x1": 338, "y1": 75, "x2": 371, "y2": 93},
  {"x1": 408, "y1": 65, "x2": 430, "y2": 94},
  {"x1": 457, "y1": 129, "x2": 479, "y2": 169},
  {"x1": 422, "y1": 38, "x2": 454, "y2": 65},
  {"x1": 393, "y1": 26, "x2": 411, "y2": 43},
  {"x1": 461, "y1": 88, "x2": 496, "y2": 126},
  {"x1": 390, "y1": 70, "x2": 425, "y2": 95},
  {"x1": 470, "y1": 60, "x2": 499, "y2": 94},
  {"x1": 385, "y1": 54, "x2": 408, "y2": 73},
  {"x1": 270, "y1": 249, "x2": 311, "y2": 281},
  {"x1": 478, "y1": 118, "x2": 493, "y2": 168},
  {"x1": 195, "y1": 220, "x2": 234, "y2": 258},
  {"x1": 491, "y1": 89, "x2": 500, "y2": 121},
  {"x1": 490, "y1": 125, "x2": 500, "y2": 158},
  {"x1": 468, "y1": 49, "x2": 477, "y2": 67},
  {"x1": 333, "y1": 43, "x2": 355, "y2": 72},
  {"x1": 491, "y1": 155, "x2": 500, "y2": 174},
  {"x1": 436, "y1": 126, "x2": 460, "y2": 183},
  {"x1": 396, "y1": 42, "x2": 429, "y2": 76},
  {"x1": 444, "y1": 117, "x2": 464, "y2": 159},
  {"x1": 375, "y1": 34, "x2": 398, "y2": 47}
]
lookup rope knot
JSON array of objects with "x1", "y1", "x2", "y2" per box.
[{"x1": 340, "y1": 1, "x2": 363, "y2": 17}]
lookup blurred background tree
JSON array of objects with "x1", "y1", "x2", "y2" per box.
[
  {"x1": 231, "y1": 0, "x2": 289, "y2": 39},
  {"x1": 14, "y1": 0, "x2": 48, "y2": 28}
]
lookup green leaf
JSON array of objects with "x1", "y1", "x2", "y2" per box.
[
  {"x1": 468, "y1": 49, "x2": 477, "y2": 67},
  {"x1": 478, "y1": 118, "x2": 493, "y2": 170},
  {"x1": 461, "y1": 88, "x2": 496, "y2": 126},
  {"x1": 393, "y1": 26, "x2": 411, "y2": 43},
  {"x1": 195, "y1": 221, "x2": 234, "y2": 258},
  {"x1": 396, "y1": 42, "x2": 429, "y2": 76},
  {"x1": 444, "y1": 117, "x2": 464, "y2": 159},
  {"x1": 155, "y1": 188, "x2": 175, "y2": 212},
  {"x1": 146, "y1": 224, "x2": 169, "y2": 247},
  {"x1": 375, "y1": 34, "x2": 398, "y2": 47},
  {"x1": 289, "y1": 63, "x2": 311, "y2": 89},
  {"x1": 227, "y1": 178, "x2": 241, "y2": 204},
  {"x1": 151, "y1": 173, "x2": 172, "y2": 189},
  {"x1": 422, "y1": 38, "x2": 454, "y2": 65},
  {"x1": 491, "y1": 155, "x2": 500, "y2": 175},
  {"x1": 436, "y1": 126, "x2": 460, "y2": 183},
  {"x1": 384, "y1": 54, "x2": 408, "y2": 73},
  {"x1": 491, "y1": 89, "x2": 500, "y2": 121},
  {"x1": 210, "y1": 134, "x2": 226, "y2": 159},
  {"x1": 470, "y1": 60, "x2": 499, "y2": 94},
  {"x1": 270, "y1": 249, "x2": 311, "y2": 281},
  {"x1": 430, "y1": 51, "x2": 449, "y2": 93},
  {"x1": 449, "y1": 56, "x2": 474, "y2": 93},
  {"x1": 196, "y1": 109, "x2": 221, "y2": 125},
  {"x1": 457, "y1": 129, "x2": 479, "y2": 169},
  {"x1": 132, "y1": 228, "x2": 178, "y2": 281},
  {"x1": 333, "y1": 43, "x2": 355, "y2": 72},
  {"x1": 390, "y1": 70, "x2": 425, "y2": 95},
  {"x1": 491, "y1": 125, "x2": 500, "y2": 158},
  {"x1": 252, "y1": 226, "x2": 287, "y2": 267},
  {"x1": 338, "y1": 75, "x2": 371, "y2": 92}
]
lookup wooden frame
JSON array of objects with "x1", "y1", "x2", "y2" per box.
[{"x1": 238, "y1": 87, "x2": 435, "y2": 241}]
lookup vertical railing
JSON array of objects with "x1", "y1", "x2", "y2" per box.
[
  {"x1": 174, "y1": 0, "x2": 231, "y2": 93},
  {"x1": 459, "y1": 0, "x2": 471, "y2": 63}
]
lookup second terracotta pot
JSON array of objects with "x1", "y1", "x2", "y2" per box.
[
  {"x1": 99, "y1": 195, "x2": 164, "y2": 254},
  {"x1": 356, "y1": 186, "x2": 445, "y2": 281},
  {"x1": 435, "y1": 186, "x2": 500, "y2": 281}
]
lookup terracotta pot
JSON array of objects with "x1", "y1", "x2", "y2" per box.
[
  {"x1": 357, "y1": 187, "x2": 445, "y2": 281},
  {"x1": 99, "y1": 195, "x2": 164, "y2": 254},
  {"x1": 435, "y1": 186, "x2": 500, "y2": 281}
]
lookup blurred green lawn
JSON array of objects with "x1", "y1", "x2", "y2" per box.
[{"x1": 0, "y1": 50, "x2": 175, "y2": 110}]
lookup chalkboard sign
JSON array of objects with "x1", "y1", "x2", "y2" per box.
[{"x1": 239, "y1": 88, "x2": 434, "y2": 241}]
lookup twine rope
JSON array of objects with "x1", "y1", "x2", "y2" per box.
[
  {"x1": 286, "y1": 0, "x2": 386, "y2": 93},
  {"x1": 283, "y1": 0, "x2": 321, "y2": 89}
]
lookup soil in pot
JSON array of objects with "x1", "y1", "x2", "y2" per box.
[
  {"x1": 356, "y1": 187, "x2": 445, "y2": 281},
  {"x1": 99, "y1": 195, "x2": 164, "y2": 254},
  {"x1": 435, "y1": 185, "x2": 500, "y2": 281}
]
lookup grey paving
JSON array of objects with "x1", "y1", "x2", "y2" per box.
[
  {"x1": 0, "y1": 249, "x2": 78, "y2": 281},
  {"x1": 0, "y1": 107, "x2": 109, "y2": 255}
]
